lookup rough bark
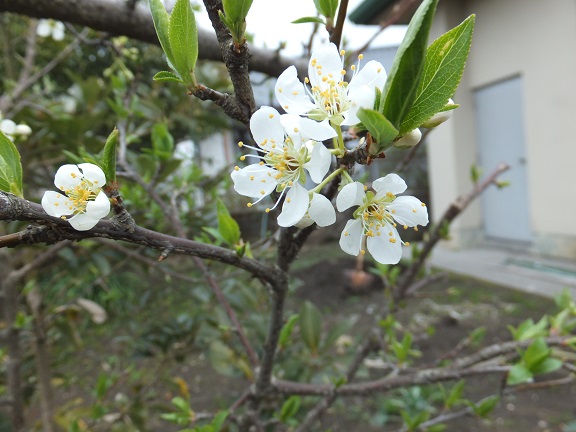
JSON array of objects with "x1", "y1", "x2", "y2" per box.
[{"x1": 0, "y1": 0, "x2": 307, "y2": 78}]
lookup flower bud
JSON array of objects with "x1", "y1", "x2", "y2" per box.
[
  {"x1": 394, "y1": 128, "x2": 422, "y2": 148},
  {"x1": 15, "y1": 124, "x2": 32, "y2": 136},
  {"x1": 421, "y1": 98, "x2": 456, "y2": 128}
]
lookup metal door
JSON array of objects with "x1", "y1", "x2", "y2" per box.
[{"x1": 474, "y1": 76, "x2": 532, "y2": 242}]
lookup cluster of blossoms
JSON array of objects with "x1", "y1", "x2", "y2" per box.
[
  {"x1": 0, "y1": 111, "x2": 32, "y2": 141},
  {"x1": 36, "y1": 19, "x2": 65, "y2": 41},
  {"x1": 231, "y1": 43, "x2": 436, "y2": 264},
  {"x1": 39, "y1": 44, "x2": 447, "y2": 265}
]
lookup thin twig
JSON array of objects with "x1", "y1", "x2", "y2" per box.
[
  {"x1": 329, "y1": 0, "x2": 349, "y2": 49},
  {"x1": 394, "y1": 163, "x2": 510, "y2": 300},
  {"x1": 295, "y1": 336, "x2": 378, "y2": 432}
]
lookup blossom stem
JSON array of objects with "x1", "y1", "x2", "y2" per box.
[
  {"x1": 310, "y1": 166, "x2": 345, "y2": 194},
  {"x1": 335, "y1": 125, "x2": 345, "y2": 152},
  {"x1": 342, "y1": 170, "x2": 354, "y2": 184}
]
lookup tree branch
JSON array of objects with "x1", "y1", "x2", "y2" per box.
[
  {"x1": 273, "y1": 335, "x2": 572, "y2": 397},
  {"x1": 0, "y1": 0, "x2": 306, "y2": 78},
  {"x1": 0, "y1": 191, "x2": 282, "y2": 288}
]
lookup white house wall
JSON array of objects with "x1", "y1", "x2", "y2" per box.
[{"x1": 427, "y1": 0, "x2": 576, "y2": 258}]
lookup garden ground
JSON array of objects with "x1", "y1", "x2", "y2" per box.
[{"x1": 11, "y1": 242, "x2": 576, "y2": 431}]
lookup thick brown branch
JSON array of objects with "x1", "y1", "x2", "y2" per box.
[
  {"x1": 202, "y1": 0, "x2": 255, "y2": 123},
  {"x1": 0, "y1": 0, "x2": 306, "y2": 78},
  {"x1": 330, "y1": 0, "x2": 349, "y2": 49},
  {"x1": 0, "y1": 192, "x2": 282, "y2": 288}
]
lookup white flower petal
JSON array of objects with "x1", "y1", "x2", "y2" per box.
[
  {"x1": 394, "y1": 128, "x2": 422, "y2": 148},
  {"x1": 277, "y1": 182, "x2": 309, "y2": 227},
  {"x1": 231, "y1": 164, "x2": 278, "y2": 198},
  {"x1": 280, "y1": 114, "x2": 307, "y2": 149},
  {"x1": 308, "y1": 193, "x2": 336, "y2": 227},
  {"x1": 54, "y1": 164, "x2": 83, "y2": 191},
  {"x1": 348, "y1": 61, "x2": 387, "y2": 95},
  {"x1": 295, "y1": 212, "x2": 314, "y2": 228},
  {"x1": 250, "y1": 106, "x2": 285, "y2": 151},
  {"x1": 298, "y1": 117, "x2": 337, "y2": 141},
  {"x1": 85, "y1": 191, "x2": 110, "y2": 219},
  {"x1": 15, "y1": 124, "x2": 32, "y2": 136},
  {"x1": 373, "y1": 173, "x2": 407, "y2": 197},
  {"x1": 36, "y1": 20, "x2": 52, "y2": 37},
  {"x1": 68, "y1": 212, "x2": 101, "y2": 231},
  {"x1": 341, "y1": 85, "x2": 376, "y2": 126},
  {"x1": 336, "y1": 182, "x2": 365, "y2": 212},
  {"x1": 389, "y1": 196, "x2": 429, "y2": 227},
  {"x1": 0, "y1": 119, "x2": 16, "y2": 136},
  {"x1": 41, "y1": 191, "x2": 72, "y2": 217},
  {"x1": 52, "y1": 22, "x2": 65, "y2": 41},
  {"x1": 275, "y1": 66, "x2": 316, "y2": 115},
  {"x1": 367, "y1": 228, "x2": 403, "y2": 264},
  {"x1": 304, "y1": 142, "x2": 331, "y2": 183},
  {"x1": 78, "y1": 163, "x2": 106, "y2": 188},
  {"x1": 308, "y1": 43, "x2": 342, "y2": 89},
  {"x1": 339, "y1": 218, "x2": 364, "y2": 256}
]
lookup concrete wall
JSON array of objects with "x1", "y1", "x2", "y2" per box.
[{"x1": 427, "y1": 0, "x2": 576, "y2": 258}]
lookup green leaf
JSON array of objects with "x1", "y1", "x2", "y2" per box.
[
  {"x1": 216, "y1": 198, "x2": 241, "y2": 245},
  {"x1": 101, "y1": 128, "x2": 118, "y2": 182},
  {"x1": 279, "y1": 396, "x2": 301, "y2": 422},
  {"x1": 211, "y1": 411, "x2": 229, "y2": 432},
  {"x1": 149, "y1": 0, "x2": 174, "y2": 64},
  {"x1": 169, "y1": 0, "x2": 198, "y2": 86},
  {"x1": 400, "y1": 15, "x2": 475, "y2": 134},
  {"x1": 507, "y1": 363, "x2": 533, "y2": 385},
  {"x1": 509, "y1": 316, "x2": 549, "y2": 341},
  {"x1": 171, "y1": 396, "x2": 191, "y2": 413},
  {"x1": 471, "y1": 395, "x2": 500, "y2": 418},
  {"x1": 321, "y1": 319, "x2": 354, "y2": 352},
  {"x1": 299, "y1": 301, "x2": 322, "y2": 355},
  {"x1": 222, "y1": 0, "x2": 253, "y2": 22},
  {"x1": 279, "y1": 314, "x2": 299, "y2": 349},
  {"x1": 523, "y1": 337, "x2": 551, "y2": 370},
  {"x1": 153, "y1": 71, "x2": 184, "y2": 83},
  {"x1": 0, "y1": 131, "x2": 24, "y2": 197},
  {"x1": 532, "y1": 357, "x2": 563, "y2": 375},
  {"x1": 444, "y1": 380, "x2": 465, "y2": 409},
  {"x1": 292, "y1": 16, "x2": 326, "y2": 24},
  {"x1": 313, "y1": 0, "x2": 338, "y2": 19},
  {"x1": 151, "y1": 123, "x2": 175, "y2": 160},
  {"x1": 357, "y1": 108, "x2": 398, "y2": 154},
  {"x1": 381, "y1": 0, "x2": 438, "y2": 129}
]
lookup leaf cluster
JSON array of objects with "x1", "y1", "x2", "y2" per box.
[{"x1": 357, "y1": 0, "x2": 475, "y2": 155}]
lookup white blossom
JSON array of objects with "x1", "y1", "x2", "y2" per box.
[
  {"x1": 0, "y1": 112, "x2": 32, "y2": 141},
  {"x1": 231, "y1": 106, "x2": 336, "y2": 227},
  {"x1": 337, "y1": 174, "x2": 429, "y2": 264},
  {"x1": 37, "y1": 19, "x2": 65, "y2": 41},
  {"x1": 275, "y1": 43, "x2": 387, "y2": 126},
  {"x1": 42, "y1": 163, "x2": 110, "y2": 231}
]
